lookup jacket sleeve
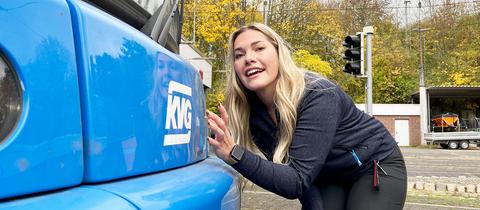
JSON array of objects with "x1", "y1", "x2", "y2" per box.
[{"x1": 232, "y1": 87, "x2": 342, "y2": 199}]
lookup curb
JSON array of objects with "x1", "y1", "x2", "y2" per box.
[
  {"x1": 246, "y1": 177, "x2": 480, "y2": 197},
  {"x1": 408, "y1": 176, "x2": 480, "y2": 197}
]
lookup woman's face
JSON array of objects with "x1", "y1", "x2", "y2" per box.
[{"x1": 233, "y1": 29, "x2": 279, "y2": 94}]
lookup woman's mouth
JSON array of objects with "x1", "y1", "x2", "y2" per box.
[{"x1": 245, "y1": 68, "x2": 264, "y2": 77}]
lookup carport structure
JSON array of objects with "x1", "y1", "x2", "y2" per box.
[
  {"x1": 411, "y1": 86, "x2": 480, "y2": 131},
  {"x1": 411, "y1": 86, "x2": 480, "y2": 149}
]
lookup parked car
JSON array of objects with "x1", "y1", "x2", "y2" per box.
[{"x1": 0, "y1": 0, "x2": 240, "y2": 209}]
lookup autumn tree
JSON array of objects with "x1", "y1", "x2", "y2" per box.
[
  {"x1": 180, "y1": 0, "x2": 480, "y2": 107},
  {"x1": 182, "y1": 0, "x2": 246, "y2": 111},
  {"x1": 421, "y1": 1, "x2": 480, "y2": 86}
]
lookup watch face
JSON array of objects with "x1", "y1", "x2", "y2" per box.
[{"x1": 231, "y1": 146, "x2": 244, "y2": 161}]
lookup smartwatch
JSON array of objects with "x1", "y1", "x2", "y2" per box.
[{"x1": 230, "y1": 145, "x2": 245, "y2": 164}]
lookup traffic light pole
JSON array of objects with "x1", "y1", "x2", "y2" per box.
[
  {"x1": 342, "y1": 27, "x2": 373, "y2": 116},
  {"x1": 364, "y1": 26, "x2": 374, "y2": 116}
]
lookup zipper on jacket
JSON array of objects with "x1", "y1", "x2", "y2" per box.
[
  {"x1": 351, "y1": 149, "x2": 362, "y2": 166},
  {"x1": 334, "y1": 144, "x2": 367, "y2": 167}
]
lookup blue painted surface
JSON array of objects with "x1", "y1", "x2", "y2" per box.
[
  {"x1": 0, "y1": 187, "x2": 138, "y2": 210},
  {"x1": 90, "y1": 157, "x2": 240, "y2": 210},
  {"x1": 0, "y1": 157, "x2": 240, "y2": 210},
  {"x1": 0, "y1": 0, "x2": 240, "y2": 209},
  {"x1": 68, "y1": 0, "x2": 208, "y2": 183},
  {"x1": 0, "y1": 0, "x2": 83, "y2": 199}
]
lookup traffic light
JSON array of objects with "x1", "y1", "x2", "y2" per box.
[{"x1": 342, "y1": 33, "x2": 364, "y2": 75}]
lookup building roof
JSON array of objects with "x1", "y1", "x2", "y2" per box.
[
  {"x1": 355, "y1": 104, "x2": 420, "y2": 116},
  {"x1": 411, "y1": 86, "x2": 480, "y2": 99}
]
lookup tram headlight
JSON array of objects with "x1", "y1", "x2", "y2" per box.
[{"x1": 0, "y1": 53, "x2": 22, "y2": 142}]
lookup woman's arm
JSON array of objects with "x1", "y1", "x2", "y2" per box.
[{"x1": 208, "y1": 88, "x2": 342, "y2": 199}]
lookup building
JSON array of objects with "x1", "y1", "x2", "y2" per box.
[
  {"x1": 179, "y1": 43, "x2": 212, "y2": 89},
  {"x1": 356, "y1": 104, "x2": 421, "y2": 146}
]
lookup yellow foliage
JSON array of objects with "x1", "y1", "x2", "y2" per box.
[
  {"x1": 293, "y1": 50, "x2": 333, "y2": 77},
  {"x1": 183, "y1": 0, "x2": 245, "y2": 50},
  {"x1": 451, "y1": 72, "x2": 473, "y2": 86},
  {"x1": 206, "y1": 88, "x2": 225, "y2": 113},
  {"x1": 182, "y1": 0, "x2": 480, "y2": 103}
]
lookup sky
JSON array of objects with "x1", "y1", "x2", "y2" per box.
[{"x1": 389, "y1": 0, "x2": 479, "y2": 26}]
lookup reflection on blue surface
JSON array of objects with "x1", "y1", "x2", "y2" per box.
[
  {"x1": 0, "y1": 0, "x2": 83, "y2": 199},
  {"x1": 0, "y1": 0, "x2": 238, "y2": 208},
  {"x1": 0, "y1": 157, "x2": 240, "y2": 210},
  {"x1": 91, "y1": 157, "x2": 240, "y2": 210},
  {"x1": 0, "y1": 187, "x2": 137, "y2": 210},
  {"x1": 68, "y1": 0, "x2": 207, "y2": 182}
]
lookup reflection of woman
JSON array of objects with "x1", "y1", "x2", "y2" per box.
[
  {"x1": 148, "y1": 52, "x2": 179, "y2": 126},
  {"x1": 206, "y1": 23, "x2": 407, "y2": 210}
]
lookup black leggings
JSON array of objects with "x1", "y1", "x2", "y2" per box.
[{"x1": 300, "y1": 146, "x2": 407, "y2": 210}]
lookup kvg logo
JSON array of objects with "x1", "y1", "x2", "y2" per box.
[{"x1": 163, "y1": 81, "x2": 192, "y2": 146}]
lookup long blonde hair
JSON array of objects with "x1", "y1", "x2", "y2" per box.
[{"x1": 225, "y1": 23, "x2": 305, "y2": 164}]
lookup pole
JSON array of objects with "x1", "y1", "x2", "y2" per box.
[
  {"x1": 416, "y1": 1, "x2": 428, "y2": 145},
  {"x1": 419, "y1": 29, "x2": 428, "y2": 144},
  {"x1": 263, "y1": 0, "x2": 268, "y2": 25},
  {"x1": 268, "y1": 0, "x2": 272, "y2": 24},
  {"x1": 404, "y1": 0, "x2": 410, "y2": 49},
  {"x1": 363, "y1": 26, "x2": 374, "y2": 116},
  {"x1": 240, "y1": 0, "x2": 246, "y2": 25},
  {"x1": 419, "y1": 30, "x2": 425, "y2": 88},
  {"x1": 418, "y1": 29, "x2": 428, "y2": 144},
  {"x1": 193, "y1": 0, "x2": 196, "y2": 43},
  {"x1": 366, "y1": 32, "x2": 373, "y2": 116}
]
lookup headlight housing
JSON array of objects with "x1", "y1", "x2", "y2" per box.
[{"x1": 0, "y1": 53, "x2": 22, "y2": 142}]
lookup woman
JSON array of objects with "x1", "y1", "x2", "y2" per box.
[{"x1": 206, "y1": 23, "x2": 407, "y2": 210}]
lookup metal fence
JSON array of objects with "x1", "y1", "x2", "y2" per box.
[{"x1": 460, "y1": 118, "x2": 480, "y2": 132}]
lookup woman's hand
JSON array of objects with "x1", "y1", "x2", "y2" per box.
[{"x1": 206, "y1": 104, "x2": 236, "y2": 164}]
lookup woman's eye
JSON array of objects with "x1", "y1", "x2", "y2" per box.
[
  {"x1": 234, "y1": 54, "x2": 244, "y2": 59},
  {"x1": 256, "y1": 47, "x2": 265, "y2": 51}
]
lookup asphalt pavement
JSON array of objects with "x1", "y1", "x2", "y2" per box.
[
  {"x1": 402, "y1": 146, "x2": 480, "y2": 177},
  {"x1": 240, "y1": 146, "x2": 480, "y2": 210}
]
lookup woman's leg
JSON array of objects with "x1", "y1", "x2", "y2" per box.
[
  {"x1": 300, "y1": 181, "x2": 348, "y2": 210},
  {"x1": 346, "y1": 146, "x2": 407, "y2": 210}
]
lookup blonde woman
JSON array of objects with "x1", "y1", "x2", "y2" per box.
[{"x1": 206, "y1": 23, "x2": 407, "y2": 210}]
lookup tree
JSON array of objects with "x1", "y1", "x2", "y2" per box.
[
  {"x1": 293, "y1": 49, "x2": 333, "y2": 77},
  {"x1": 181, "y1": 0, "x2": 480, "y2": 106},
  {"x1": 422, "y1": 2, "x2": 480, "y2": 86},
  {"x1": 371, "y1": 20, "x2": 417, "y2": 103},
  {"x1": 182, "y1": 0, "x2": 246, "y2": 110}
]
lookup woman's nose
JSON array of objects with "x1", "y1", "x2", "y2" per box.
[{"x1": 245, "y1": 51, "x2": 256, "y2": 64}]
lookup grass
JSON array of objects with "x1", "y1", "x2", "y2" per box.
[{"x1": 407, "y1": 191, "x2": 480, "y2": 208}]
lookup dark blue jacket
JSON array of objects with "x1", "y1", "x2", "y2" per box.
[{"x1": 232, "y1": 72, "x2": 396, "y2": 199}]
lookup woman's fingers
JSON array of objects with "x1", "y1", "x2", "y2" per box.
[
  {"x1": 207, "y1": 118, "x2": 226, "y2": 140},
  {"x1": 207, "y1": 110, "x2": 228, "y2": 132},
  {"x1": 207, "y1": 136, "x2": 220, "y2": 146},
  {"x1": 207, "y1": 137, "x2": 230, "y2": 162},
  {"x1": 218, "y1": 104, "x2": 229, "y2": 128},
  {"x1": 206, "y1": 109, "x2": 235, "y2": 163}
]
